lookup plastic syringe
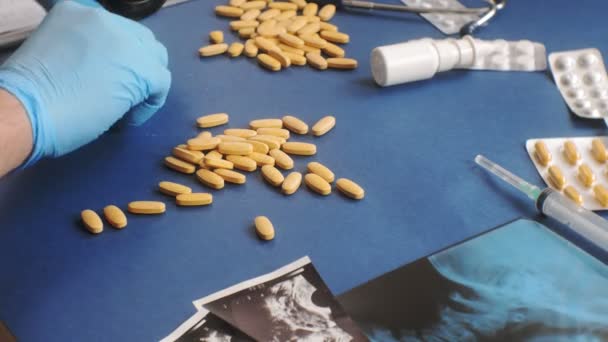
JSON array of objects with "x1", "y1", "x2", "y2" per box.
[{"x1": 475, "y1": 155, "x2": 608, "y2": 251}]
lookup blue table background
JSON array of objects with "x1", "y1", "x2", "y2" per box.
[{"x1": 1, "y1": 1, "x2": 608, "y2": 341}]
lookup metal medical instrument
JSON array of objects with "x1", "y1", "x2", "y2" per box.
[
  {"x1": 475, "y1": 154, "x2": 608, "y2": 251},
  {"x1": 337, "y1": 0, "x2": 507, "y2": 35}
]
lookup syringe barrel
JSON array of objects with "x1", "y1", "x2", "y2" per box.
[{"x1": 538, "y1": 189, "x2": 608, "y2": 251}]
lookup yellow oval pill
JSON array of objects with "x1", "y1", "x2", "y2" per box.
[
  {"x1": 287, "y1": 17, "x2": 308, "y2": 34},
  {"x1": 318, "y1": 4, "x2": 336, "y2": 21},
  {"x1": 249, "y1": 135, "x2": 281, "y2": 150},
  {"x1": 197, "y1": 131, "x2": 213, "y2": 140},
  {"x1": 209, "y1": 30, "x2": 224, "y2": 44},
  {"x1": 127, "y1": 201, "x2": 166, "y2": 215},
  {"x1": 248, "y1": 152, "x2": 275, "y2": 166},
  {"x1": 247, "y1": 140, "x2": 270, "y2": 154},
  {"x1": 268, "y1": 49, "x2": 291, "y2": 67},
  {"x1": 269, "y1": 2, "x2": 297, "y2": 10},
  {"x1": 215, "y1": 5, "x2": 244, "y2": 18},
  {"x1": 254, "y1": 36, "x2": 280, "y2": 53},
  {"x1": 307, "y1": 162, "x2": 335, "y2": 183},
  {"x1": 282, "y1": 115, "x2": 309, "y2": 134},
  {"x1": 279, "y1": 32, "x2": 305, "y2": 48},
  {"x1": 82, "y1": 209, "x2": 103, "y2": 234},
  {"x1": 197, "y1": 113, "x2": 229, "y2": 128},
  {"x1": 196, "y1": 169, "x2": 225, "y2": 190},
  {"x1": 164, "y1": 156, "x2": 196, "y2": 174},
  {"x1": 250, "y1": 118, "x2": 283, "y2": 129},
  {"x1": 282, "y1": 172, "x2": 302, "y2": 195},
  {"x1": 534, "y1": 140, "x2": 551, "y2": 167},
  {"x1": 254, "y1": 216, "x2": 275, "y2": 240},
  {"x1": 300, "y1": 44, "x2": 321, "y2": 54},
  {"x1": 320, "y1": 30, "x2": 349, "y2": 44},
  {"x1": 257, "y1": 128, "x2": 290, "y2": 139},
  {"x1": 306, "y1": 52, "x2": 328, "y2": 70},
  {"x1": 244, "y1": 38, "x2": 259, "y2": 57},
  {"x1": 289, "y1": 0, "x2": 307, "y2": 9},
  {"x1": 159, "y1": 181, "x2": 192, "y2": 197},
  {"x1": 304, "y1": 173, "x2": 331, "y2": 195},
  {"x1": 563, "y1": 140, "x2": 580, "y2": 165},
  {"x1": 548, "y1": 165, "x2": 566, "y2": 190},
  {"x1": 258, "y1": 8, "x2": 280, "y2": 21},
  {"x1": 311, "y1": 116, "x2": 336, "y2": 136},
  {"x1": 278, "y1": 43, "x2": 305, "y2": 55},
  {"x1": 204, "y1": 157, "x2": 234, "y2": 170},
  {"x1": 187, "y1": 137, "x2": 221, "y2": 151},
  {"x1": 282, "y1": 142, "x2": 317, "y2": 155},
  {"x1": 103, "y1": 205, "x2": 127, "y2": 229},
  {"x1": 284, "y1": 52, "x2": 307, "y2": 66},
  {"x1": 592, "y1": 138, "x2": 607, "y2": 163},
  {"x1": 298, "y1": 22, "x2": 321, "y2": 36},
  {"x1": 173, "y1": 146, "x2": 204, "y2": 165},
  {"x1": 327, "y1": 57, "x2": 358, "y2": 70},
  {"x1": 214, "y1": 168, "x2": 247, "y2": 184},
  {"x1": 230, "y1": 20, "x2": 260, "y2": 31},
  {"x1": 226, "y1": 155, "x2": 258, "y2": 172},
  {"x1": 578, "y1": 163, "x2": 595, "y2": 188},
  {"x1": 230, "y1": 0, "x2": 246, "y2": 6},
  {"x1": 323, "y1": 42, "x2": 345, "y2": 58},
  {"x1": 206, "y1": 150, "x2": 223, "y2": 160},
  {"x1": 240, "y1": 0, "x2": 266, "y2": 10},
  {"x1": 199, "y1": 43, "x2": 229, "y2": 57},
  {"x1": 320, "y1": 22, "x2": 338, "y2": 32},
  {"x1": 261, "y1": 165, "x2": 285, "y2": 186},
  {"x1": 218, "y1": 142, "x2": 254, "y2": 156},
  {"x1": 301, "y1": 35, "x2": 328, "y2": 49},
  {"x1": 269, "y1": 149, "x2": 294, "y2": 170},
  {"x1": 336, "y1": 178, "x2": 365, "y2": 200},
  {"x1": 595, "y1": 185, "x2": 608, "y2": 206},
  {"x1": 564, "y1": 185, "x2": 583, "y2": 206},
  {"x1": 228, "y1": 42, "x2": 245, "y2": 57},
  {"x1": 241, "y1": 8, "x2": 261, "y2": 21},
  {"x1": 176, "y1": 193, "x2": 213, "y2": 206},
  {"x1": 224, "y1": 128, "x2": 257, "y2": 138},
  {"x1": 216, "y1": 135, "x2": 247, "y2": 143},
  {"x1": 276, "y1": 9, "x2": 297, "y2": 20},
  {"x1": 302, "y1": 2, "x2": 318, "y2": 16},
  {"x1": 257, "y1": 53, "x2": 282, "y2": 71}
]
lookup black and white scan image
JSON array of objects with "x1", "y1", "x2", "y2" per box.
[
  {"x1": 160, "y1": 310, "x2": 253, "y2": 342},
  {"x1": 195, "y1": 257, "x2": 368, "y2": 342}
]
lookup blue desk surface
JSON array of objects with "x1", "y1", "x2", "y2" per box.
[{"x1": 1, "y1": 1, "x2": 608, "y2": 340}]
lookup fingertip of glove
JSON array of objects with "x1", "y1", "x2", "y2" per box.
[{"x1": 125, "y1": 101, "x2": 163, "y2": 126}]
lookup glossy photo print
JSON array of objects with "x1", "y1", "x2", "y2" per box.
[{"x1": 338, "y1": 219, "x2": 608, "y2": 341}]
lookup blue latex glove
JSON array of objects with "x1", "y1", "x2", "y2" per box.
[{"x1": 0, "y1": 0, "x2": 171, "y2": 167}]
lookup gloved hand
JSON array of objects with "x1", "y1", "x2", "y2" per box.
[{"x1": 0, "y1": 0, "x2": 171, "y2": 167}]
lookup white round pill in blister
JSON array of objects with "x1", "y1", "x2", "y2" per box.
[
  {"x1": 554, "y1": 56, "x2": 575, "y2": 71},
  {"x1": 566, "y1": 88, "x2": 586, "y2": 99},
  {"x1": 490, "y1": 55, "x2": 509, "y2": 70},
  {"x1": 574, "y1": 100, "x2": 592, "y2": 110},
  {"x1": 514, "y1": 41, "x2": 534, "y2": 55},
  {"x1": 581, "y1": 108, "x2": 599, "y2": 117},
  {"x1": 560, "y1": 73, "x2": 581, "y2": 88},
  {"x1": 591, "y1": 89, "x2": 608, "y2": 99},
  {"x1": 597, "y1": 101, "x2": 608, "y2": 110},
  {"x1": 583, "y1": 72, "x2": 604, "y2": 86},
  {"x1": 578, "y1": 53, "x2": 598, "y2": 68}
]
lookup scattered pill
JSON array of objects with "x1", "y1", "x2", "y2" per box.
[
  {"x1": 287, "y1": 17, "x2": 308, "y2": 33},
  {"x1": 284, "y1": 52, "x2": 307, "y2": 66},
  {"x1": 327, "y1": 57, "x2": 358, "y2": 70},
  {"x1": 165, "y1": 156, "x2": 196, "y2": 174},
  {"x1": 564, "y1": 185, "x2": 583, "y2": 205},
  {"x1": 592, "y1": 138, "x2": 608, "y2": 163},
  {"x1": 239, "y1": 27, "x2": 256, "y2": 39},
  {"x1": 307, "y1": 162, "x2": 335, "y2": 183},
  {"x1": 336, "y1": 178, "x2": 365, "y2": 200},
  {"x1": 230, "y1": 0, "x2": 246, "y2": 7},
  {"x1": 306, "y1": 53, "x2": 328, "y2": 70},
  {"x1": 320, "y1": 30, "x2": 349, "y2": 44},
  {"x1": 226, "y1": 155, "x2": 258, "y2": 172},
  {"x1": 173, "y1": 146, "x2": 204, "y2": 165},
  {"x1": 230, "y1": 20, "x2": 260, "y2": 31},
  {"x1": 261, "y1": 165, "x2": 285, "y2": 186},
  {"x1": 215, "y1": 5, "x2": 244, "y2": 18},
  {"x1": 103, "y1": 205, "x2": 127, "y2": 229},
  {"x1": 217, "y1": 135, "x2": 247, "y2": 143},
  {"x1": 187, "y1": 137, "x2": 221, "y2": 151},
  {"x1": 218, "y1": 142, "x2": 254, "y2": 156},
  {"x1": 197, "y1": 113, "x2": 229, "y2": 128},
  {"x1": 534, "y1": 141, "x2": 552, "y2": 166},
  {"x1": 176, "y1": 193, "x2": 213, "y2": 206},
  {"x1": 241, "y1": 8, "x2": 261, "y2": 21},
  {"x1": 323, "y1": 42, "x2": 345, "y2": 58},
  {"x1": 282, "y1": 115, "x2": 309, "y2": 134},
  {"x1": 300, "y1": 44, "x2": 321, "y2": 54},
  {"x1": 269, "y1": 2, "x2": 297, "y2": 11},
  {"x1": 268, "y1": 49, "x2": 291, "y2": 67},
  {"x1": 258, "y1": 8, "x2": 281, "y2": 21},
  {"x1": 214, "y1": 168, "x2": 247, "y2": 184},
  {"x1": 594, "y1": 184, "x2": 608, "y2": 206},
  {"x1": 282, "y1": 142, "x2": 317, "y2": 155},
  {"x1": 311, "y1": 116, "x2": 336, "y2": 136},
  {"x1": 199, "y1": 43, "x2": 229, "y2": 57},
  {"x1": 563, "y1": 140, "x2": 580, "y2": 165},
  {"x1": 279, "y1": 33, "x2": 305, "y2": 48},
  {"x1": 205, "y1": 157, "x2": 234, "y2": 170},
  {"x1": 127, "y1": 201, "x2": 166, "y2": 215},
  {"x1": 289, "y1": 0, "x2": 307, "y2": 9},
  {"x1": 249, "y1": 135, "x2": 281, "y2": 149},
  {"x1": 304, "y1": 173, "x2": 331, "y2": 195},
  {"x1": 250, "y1": 118, "x2": 283, "y2": 129},
  {"x1": 159, "y1": 181, "x2": 192, "y2": 197},
  {"x1": 244, "y1": 39, "x2": 259, "y2": 57},
  {"x1": 249, "y1": 152, "x2": 275, "y2": 166},
  {"x1": 302, "y1": 3, "x2": 318, "y2": 16},
  {"x1": 301, "y1": 35, "x2": 327, "y2": 49},
  {"x1": 282, "y1": 172, "x2": 302, "y2": 195},
  {"x1": 318, "y1": 4, "x2": 336, "y2": 21},
  {"x1": 209, "y1": 30, "x2": 224, "y2": 44},
  {"x1": 82, "y1": 209, "x2": 103, "y2": 234},
  {"x1": 257, "y1": 53, "x2": 282, "y2": 71},
  {"x1": 278, "y1": 43, "x2": 305, "y2": 55},
  {"x1": 228, "y1": 42, "x2": 245, "y2": 57},
  {"x1": 298, "y1": 22, "x2": 321, "y2": 36},
  {"x1": 254, "y1": 216, "x2": 275, "y2": 240},
  {"x1": 548, "y1": 165, "x2": 566, "y2": 190},
  {"x1": 240, "y1": 0, "x2": 266, "y2": 10},
  {"x1": 197, "y1": 131, "x2": 213, "y2": 140},
  {"x1": 255, "y1": 36, "x2": 280, "y2": 52},
  {"x1": 319, "y1": 22, "x2": 338, "y2": 32},
  {"x1": 276, "y1": 10, "x2": 297, "y2": 21},
  {"x1": 578, "y1": 164, "x2": 595, "y2": 188},
  {"x1": 225, "y1": 128, "x2": 257, "y2": 138},
  {"x1": 257, "y1": 128, "x2": 290, "y2": 139},
  {"x1": 269, "y1": 149, "x2": 294, "y2": 170},
  {"x1": 247, "y1": 140, "x2": 270, "y2": 154},
  {"x1": 196, "y1": 169, "x2": 225, "y2": 190},
  {"x1": 206, "y1": 150, "x2": 223, "y2": 160}
]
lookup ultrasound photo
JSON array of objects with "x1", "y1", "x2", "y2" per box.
[
  {"x1": 193, "y1": 257, "x2": 368, "y2": 342},
  {"x1": 160, "y1": 310, "x2": 252, "y2": 342}
]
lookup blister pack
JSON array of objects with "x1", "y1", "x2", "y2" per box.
[
  {"x1": 401, "y1": 0, "x2": 480, "y2": 35},
  {"x1": 526, "y1": 137, "x2": 608, "y2": 211},
  {"x1": 549, "y1": 49, "x2": 608, "y2": 119},
  {"x1": 468, "y1": 38, "x2": 547, "y2": 71}
]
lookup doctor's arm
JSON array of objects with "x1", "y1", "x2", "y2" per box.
[{"x1": 0, "y1": 90, "x2": 32, "y2": 177}]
